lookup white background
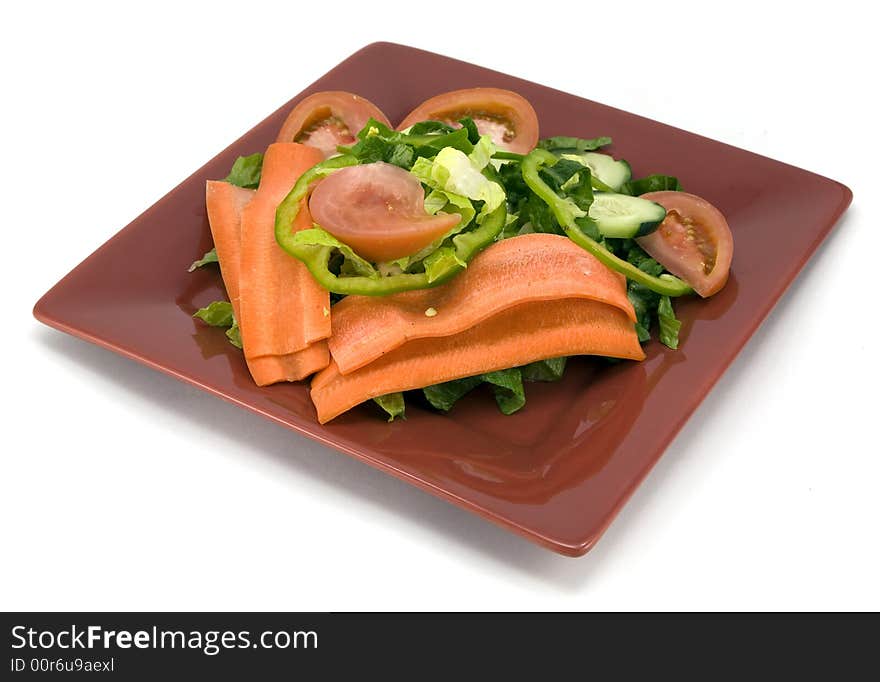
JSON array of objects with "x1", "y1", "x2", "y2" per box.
[{"x1": 3, "y1": 1, "x2": 877, "y2": 611}]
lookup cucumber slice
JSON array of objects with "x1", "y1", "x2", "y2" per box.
[
  {"x1": 561, "y1": 152, "x2": 632, "y2": 192},
  {"x1": 588, "y1": 193, "x2": 666, "y2": 238}
]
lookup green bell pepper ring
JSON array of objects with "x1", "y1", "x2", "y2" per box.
[
  {"x1": 274, "y1": 157, "x2": 507, "y2": 296},
  {"x1": 498, "y1": 149, "x2": 616, "y2": 192},
  {"x1": 521, "y1": 149, "x2": 693, "y2": 297}
]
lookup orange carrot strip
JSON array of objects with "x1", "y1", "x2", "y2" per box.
[
  {"x1": 205, "y1": 180, "x2": 254, "y2": 321},
  {"x1": 205, "y1": 173, "x2": 330, "y2": 387},
  {"x1": 311, "y1": 298, "x2": 645, "y2": 423},
  {"x1": 248, "y1": 342, "x2": 330, "y2": 387},
  {"x1": 239, "y1": 143, "x2": 329, "y2": 359},
  {"x1": 327, "y1": 233, "x2": 636, "y2": 375}
]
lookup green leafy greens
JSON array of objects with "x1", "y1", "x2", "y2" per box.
[
  {"x1": 188, "y1": 120, "x2": 693, "y2": 420},
  {"x1": 603, "y1": 239, "x2": 682, "y2": 348},
  {"x1": 224, "y1": 153, "x2": 263, "y2": 189},
  {"x1": 189, "y1": 247, "x2": 218, "y2": 272},
  {"x1": 538, "y1": 135, "x2": 612, "y2": 153},
  {"x1": 421, "y1": 357, "x2": 568, "y2": 415},
  {"x1": 657, "y1": 295, "x2": 682, "y2": 350},
  {"x1": 192, "y1": 300, "x2": 242, "y2": 349},
  {"x1": 623, "y1": 173, "x2": 682, "y2": 195},
  {"x1": 344, "y1": 118, "x2": 473, "y2": 168},
  {"x1": 373, "y1": 393, "x2": 406, "y2": 421}
]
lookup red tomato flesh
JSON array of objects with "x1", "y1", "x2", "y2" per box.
[
  {"x1": 309, "y1": 163, "x2": 461, "y2": 263},
  {"x1": 636, "y1": 191, "x2": 733, "y2": 297},
  {"x1": 397, "y1": 88, "x2": 539, "y2": 154},
  {"x1": 277, "y1": 91, "x2": 392, "y2": 158}
]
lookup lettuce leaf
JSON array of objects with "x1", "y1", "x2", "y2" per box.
[
  {"x1": 386, "y1": 144, "x2": 415, "y2": 169},
  {"x1": 482, "y1": 368, "x2": 526, "y2": 415},
  {"x1": 224, "y1": 153, "x2": 263, "y2": 189},
  {"x1": 521, "y1": 357, "x2": 567, "y2": 382},
  {"x1": 422, "y1": 246, "x2": 466, "y2": 283},
  {"x1": 193, "y1": 300, "x2": 234, "y2": 326},
  {"x1": 538, "y1": 135, "x2": 612, "y2": 153},
  {"x1": 658, "y1": 295, "x2": 681, "y2": 350},
  {"x1": 193, "y1": 301, "x2": 242, "y2": 349},
  {"x1": 373, "y1": 393, "x2": 405, "y2": 421},
  {"x1": 291, "y1": 228, "x2": 378, "y2": 278},
  {"x1": 422, "y1": 368, "x2": 528, "y2": 415},
  {"x1": 458, "y1": 117, "x2": 481, "y2": 144},
  {"x1": 348, "y1": 134, "x2": 415, "y2": 169},
  {"x1": 351, "y1": 118, "x2": 473, "y2": 161},
  {"x1": 540, "y1": 158, "x2": 594, "y2": 213},
  {"x1": 467, "y1": 135, "x2": 496, "y2": 171},
  {"x1": 188, "y1": 247, "x2": 218, "y2": 272},
  {"x1": 407, "y1": 120, "x2": 457, "y2": 135},
  {"x1": 225, "y1": 321, "x2": 243, "y2": 349},
  {"x1": 420, "y1": 357, "x2": 569, "y2": 415},
  {"x1": 606, "y1": 240, "x2": 681, "y2": 348},
  {"x1": 423, "y1": 189, "x2": 476, "y2": 229},
  {"x1": 627, "y1": 282, "x2": 657, "y2": 343},
  {"x1": 423, "y1": 376, "x2": 483, "y2": 412},
  {"x1": 624, "y1": 174, "x2": 683, "y2": 195},
  {"x1": 411, "y1": 146, "x2": 504, "y2": 223}
]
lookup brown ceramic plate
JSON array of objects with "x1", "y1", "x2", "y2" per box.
[{"x1": 34, "y1": 43, "x2": 851, "y2": 556}]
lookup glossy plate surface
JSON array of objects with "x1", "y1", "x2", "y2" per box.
[{"x1": 34, "y1": 43, "x2": 852, "y2": 556}]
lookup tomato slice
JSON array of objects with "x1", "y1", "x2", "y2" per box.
[
  {"x1": 397, "y1": 88, "x2": 539, "y2": 154},
  {"x1": 636, "y1": 191, "x2": 733, "y2": 297},
  {"x1": 309, "y1": 163, "x2": 460, "y2": 263},
  {"x1": 277, "y1": 91, "x2": 392, "y2": 158}
]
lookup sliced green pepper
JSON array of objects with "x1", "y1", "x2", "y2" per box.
[
  {"x1": 492, "y1": 150, "x2": 525, "y2": 162},
  {"x1": 521, "y1": 149, "x2": 693, "y2": 297},
  {"x1": 274, "y1": 157, "x2": 507, "y2": 296}
]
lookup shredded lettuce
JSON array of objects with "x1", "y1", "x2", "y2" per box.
[
  {"x1": 224, "y1": 153, "x2": 263, "y2": 189},
  {"x1": 299, "y1": 119, "x2": 497, "y2": 277},
  {"x1": 189, "y1": 247, "x2": 218, "y2": 272},
  {"x1": 411, "y1": 145, "x2": 505, "y2": 223}
]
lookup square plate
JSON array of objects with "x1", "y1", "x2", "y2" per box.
[{"x1": 34, "y1": 42, "x2": 851, "y2": 556}]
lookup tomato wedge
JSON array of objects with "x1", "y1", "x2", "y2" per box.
[
  {"x1": 636, "y1": 191, "x2": 733, "y2": 297},
  {"x1": 276, "y1": 91, "x2": 392, "y2": 158},
  {"x1": 397, "y1": 87, "x2": 539, "y2": 154},
  {"x1": 309, "y1": 163, "x2": 460, "y2": 263}
]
